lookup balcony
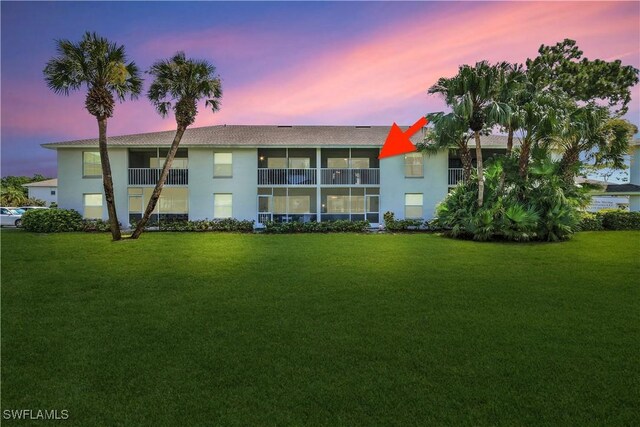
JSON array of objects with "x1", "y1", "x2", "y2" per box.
[
  {"x1": 258, "y1": 168, "x2": 316, "y2": 185},
  {"x1": 128, "y1": 168, "x2": 189, "y2": 186},
  {"x1": 321, "y1": 168, "x2": 379, "y2": 185},
  {"x1": 448, "y1": 168, "x2": 465, "y2": 186}
]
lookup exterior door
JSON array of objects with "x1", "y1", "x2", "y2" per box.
[{"x1": 257, "y1": 195, "x2": 272, "y2": 224}]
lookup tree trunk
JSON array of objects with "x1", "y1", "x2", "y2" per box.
[
  {"x1": 474, "y1": 131, "x2": 484, "y2": 207},
  {"x1": 498, "y1": 127, "x2": 514, "y2": 192},
  {"x1": 518, "y1": 139, "x2": 531, "y2": 179},
  {"x1": 559, "y1": 144, "x2": 580, "y2": 186},
  {"x1": 459, "y1": 143, "x2": 473, "y2": 182},
  {"x1": 97, "y1": 117, "x2": 121, "y2": 241},
  {"x1": 130, "y1": 126, "x2": 187, "y2": 239},
  {"x1": 506, "y1": 127, "x2": 514, "y2": 156}
]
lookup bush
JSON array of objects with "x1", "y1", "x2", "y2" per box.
[
  {"x1": 598, "y1": 210, "x2": 640, "y2": 230},
  {"x1": 435, "y1": 159, "x2": 581, "y2": 242},
  {"x1": 82, "y1": 219, "x2": 113, "y2": 232},
  {"x1": 577, "y1": 212, "x2": 604, "y2": 231},
  {"x1": 383, "y1": 211, "x2": 424, "y2": 232},
  {"x1": 158, "y1": 218, "x2": 255, "y2": 232},
  {"x1": 263, "y1": 220, "x2": 370, "y2": 233},
  {"x1": 21, "y1": 208, "x2": 83, "y2": 232}
]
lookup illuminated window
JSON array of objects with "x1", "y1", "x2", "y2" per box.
[
  {"x1": 83, "y1": 152, "x2": 101, "y2": 177},
  {"x1": 405, "y1": 193, "x2": 423, "y2": 218},
  {"x1": 404, "y1": 153, "x2": 424, "y2": 177},
  {"x1": 214, "y1": 194, "x2": 232, "y2": 218},
  {"x1": 83, "y1": 193, "x2": 103, "y2": 219},
  {"x1": 214, "y1": 153, "x2": 233, "y2": 177}
]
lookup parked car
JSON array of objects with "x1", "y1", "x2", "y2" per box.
[
  {"x1": 20, "y1": 206, "x2": 48, "y2": 211},
  {"x1": 0, "y1": 207, "x2": 23, "y2": 227}
]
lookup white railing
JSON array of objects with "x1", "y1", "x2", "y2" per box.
[
  {"x1": 258, "y1": 168, "x2": 316, "y2": 185},
  {"x1": 448, "y1": 168, "x2": 465, "y2": 186},
  {"x1": 321, "y1": 168, "x2": 379, "y2": 185},
  {"x1": 128, "y1": 168, "x2": 189, "y2": 186}
]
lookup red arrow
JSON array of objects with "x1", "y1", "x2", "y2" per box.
[{"x1": 378, "y1": 117, "x2": 428, "y2": 159}]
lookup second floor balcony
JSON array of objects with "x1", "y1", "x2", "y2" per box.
[
  {"x1": 321, "y1": 168, "x2": 379, "y2": 185},
  {"x1": 129, "y1": 168, "x2": 189, "y2": 186}
]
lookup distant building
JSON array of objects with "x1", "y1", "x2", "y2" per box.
[{"x1": 22, "y1": 178, "x2": 57, "y2": 206}]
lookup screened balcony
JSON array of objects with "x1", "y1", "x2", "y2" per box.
[
  {"x1": 128, "y1": 148, "x2": 189, "y2": 186},
  {"x1": 320, "y1": 148, "x2": 380, "y2": 185},
  {"x1": 257, "y1": 148, "x2": 316, "y2": 185}
]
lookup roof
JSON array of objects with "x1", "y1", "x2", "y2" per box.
[
  {"x1": 578, "y1": 178, "x2": 640, "y2": 195},
  {"x1": 604, "y1": 183, "x2": 640, "y2": 194},
  {"x1": 22, "y1": 178, "x2": 57, "y2": 188},
  {"x1": 42, "y1": 124, "x2": 510, "y2": 149}
]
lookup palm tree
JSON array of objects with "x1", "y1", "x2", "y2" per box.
[
  {"x1": 130, "y1": 52, "x2": 222, "y2": 239},
  {"x1": 424, "y1": 112, "x2": 474, "y2": 181},
  {"x1": 554, "y1": 106, "x2": 637, "y2": 185},
  {"x1": 43, "y1": 32, "x2": 142, "y2": 241},
  {"x1": 429, "y1": 61, "x2": 511, "y2": 207}
]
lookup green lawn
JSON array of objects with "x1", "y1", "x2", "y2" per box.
[{"x1": 2, "y1": 230, "x2": 639, "y2": 425}]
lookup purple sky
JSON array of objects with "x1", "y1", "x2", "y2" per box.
[{"x1": 1, "y1": 1, "x2": 639, "y2": 177}]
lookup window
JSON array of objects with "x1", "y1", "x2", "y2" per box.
[
  {"x1": 83, "y1": 194, "x2": 103, "y2": 219},
  {"x1": 327, "y1": 158, "x2": 349, "y2": 168},
  {"x1": 404, "y1": 153, "x2": 424, "y2": 177},
  {"x1": 267, "y1": 158, "x2": 287, "y2": 169},
  {"x1": 213, "y1": 153, "x2": 233, "y2": 177},
  {"x1": 288, "y1": 157, "x2": 310, "y2": 169},
  {"x1": 405, "y1": 193, "x2": 423, "y2": 218},
  {"x1": 51, "y1": 190, "x2": 56, "y2": 196},
  {"x1": 83, "y1": 152, "x2": 101, "y2": 177},
  {"x1": 214, "y1": 194, "x2": 232, "y2": 218},
  {"x1": 351, "y1": 158, "x2": 370, "y2": 168}
]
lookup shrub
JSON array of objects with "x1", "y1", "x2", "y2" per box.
[
  {"x1": 383, "y1": 211, "x2": 424, "y2": 232},
  {"x1": 435, "y1": 159, "x2": 580, "y2": 242},
  {"x1": 577, "y1": 212, "x2": 604, "y2": 231},
  {"x1": 158, "y1": 219, "x2": 255, "y2": 232},
  {"x1": 263, "y1": 220, "x2": 370, "y2": 233},
  {"x1": 82, "y1": 219, "x2": 113, "y2": 232},
  {"x1": 598, "y1": 210, "x2": 640, "y2": 230},
  {"x1": 21, "y1": 208, "x2": 83, "y2": 232}
]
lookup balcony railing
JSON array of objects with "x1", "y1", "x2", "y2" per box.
[
  {"x1": 448, "y1": 168, "x2": 465, "y2": 186},
  {"x1": 321, "y1": 168, "x2": 379, "y2": 185},
  {"x1": 258, "y1": 168, "x2": 316, "y2": 185},
  {"x1": 128, "y1": 168, "x2": 188, "y2": 186}
]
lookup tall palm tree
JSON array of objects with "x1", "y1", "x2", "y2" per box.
[
  {"x1": 130, "y1": 52, "x2": 222, "y2": 239},
  {"x1": 429, "y1": 61, "x2": 511, "y2": 207},
  {"x1": 43, "y1": 32, "x2": 142, "y2": 241},
  {"x1": 424, "y1": 112, "x2": 474, "y2": 181}
]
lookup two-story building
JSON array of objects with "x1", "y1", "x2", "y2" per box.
[{"x1": 42, "y1": 125, "x2": 518, "y2": 227}]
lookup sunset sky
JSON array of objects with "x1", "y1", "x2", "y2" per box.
[{"x1": 1, "y1": 1, "x2": 639, "y2": 176}]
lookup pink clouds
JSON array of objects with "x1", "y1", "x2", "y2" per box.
[
  {"x1": 2, "y1": 1, "x2": 638, "y2": 143},
  {"x1": 192, "y1": 1, "x2": 639, "y2": 127}
]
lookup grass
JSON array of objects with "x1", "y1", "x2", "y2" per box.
[{"x1": 1, "y1": 230, "x2": 639, "y2": 425}]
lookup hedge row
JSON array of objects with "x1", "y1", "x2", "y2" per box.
[
  {"x1": 262, "y1": 220, "x2": 370, "y2": 233},
  {"x1": 577, "y1": 210, "x2": 640, "y2": 231},
  {"x1": 383, "y1": 211, "x2": 430, "y2": 232},
  {"x1": 21, "y1": 208, "x2": 113, "y2": 233},
  {"x1": 156, "y1": 219, "x2": 254, "y2": 233}
]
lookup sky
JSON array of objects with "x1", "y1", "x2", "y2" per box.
[{"x1": 1, "y1": 1, "x2": 639, "y2": 177}]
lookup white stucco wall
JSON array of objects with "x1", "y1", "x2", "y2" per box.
[
  {"x1": 188, "y1": 147, "x2": 258, "y2": 221},
  {"x1": 57, "y1": 148, "x2": 128, "y2": 222},
  {"x1": 27, "y1": 187, "x2": 57, "y2": 206},
  {"x1": 379, "y1": 150, "x2": 449, "y2": 220}
]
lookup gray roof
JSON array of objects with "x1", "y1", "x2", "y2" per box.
[
  {"x1": 43, "y1": 124, "x2": 511, "y2": 149},
  {"x1": 22, "y1": 178, "x2": 57, "y2": 187},
  {"x1": 605, "y1": 183, "x2": 640, "y2": 194}
]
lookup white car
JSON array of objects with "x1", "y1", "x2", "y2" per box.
[
  {"x1": 0, "y1": 207, "x2": 23, "y2": 227},
  {"x1": 20, "y1": 206, "x2": 48, "y2": 211}
]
